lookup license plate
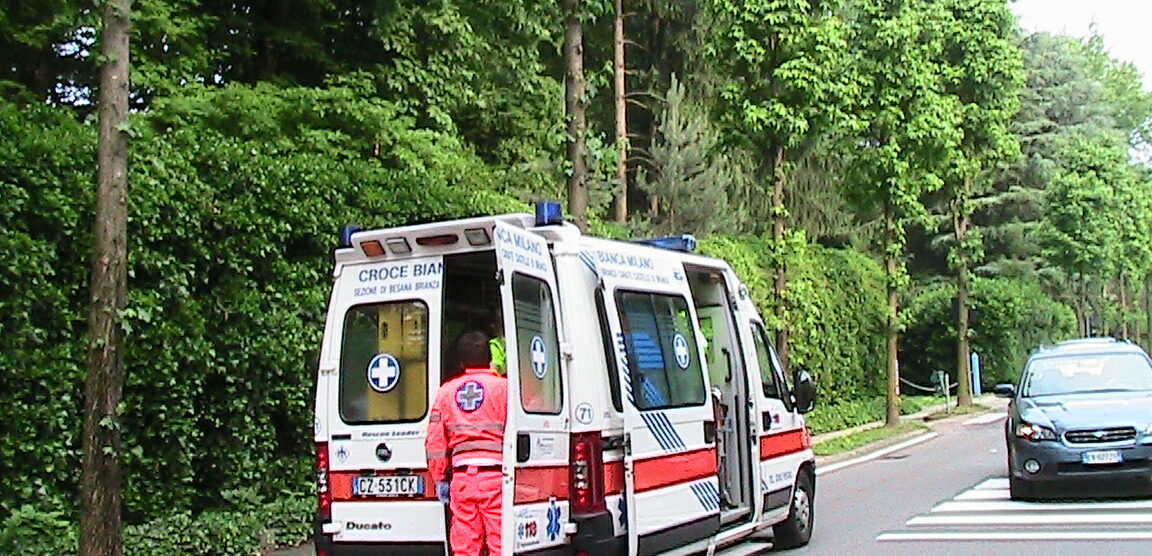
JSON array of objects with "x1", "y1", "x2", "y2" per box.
[
  {"x1": 352, "y1": 475, "x2": 425, "y2": 497},
  {"x1": 1082, "y1": 450, "x2": 1123, "y2": 465}
]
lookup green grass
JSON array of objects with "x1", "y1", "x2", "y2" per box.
[
  {"x1": 813, "y1": 422, "x2": 928, "y2": 456},
  {"x1": 806, "y1": 395, "x2": 946, "y2": 435}
]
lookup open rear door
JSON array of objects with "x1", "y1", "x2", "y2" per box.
[
  {"x1": 585, "y1": 241, "x2": 720, "y2": 555},
  {"x1": 493, "y1": 221, "x2": 570, "y2": 554}
]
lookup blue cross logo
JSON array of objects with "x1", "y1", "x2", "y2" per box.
[
  {"x1": 456, "y1": 381, "x2": 485, "y2": 412},
  {"x1": 546, "y1": 498, "x2": 562, "y2": 541},
  {"x1": 618, "y1": 497, "x2": 628, "y2": 530},
  {"x1": 530, "y1": 335, "x2": 548, "y2": 379},
  {"x1": 367, "y1": 354, "x2": 401, "y2": 392},
  {"x1": 673, "y1": 333, "x2": 691, "y2": 369}
]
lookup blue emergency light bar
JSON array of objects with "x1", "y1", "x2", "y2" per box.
[
  {"x1": 633, "y1": 234, "x2": 697, "y2": 252},
  {"x1": 338, "y1": 224, "x2": 363, "y2": 248},
  {"x1": 534, "y1": 201, "x2": 564, "y2": 226}
]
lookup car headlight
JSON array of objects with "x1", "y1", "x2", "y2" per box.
[{"x1": 1015, "y1": 421, "x2": 1058, "y2": 441}]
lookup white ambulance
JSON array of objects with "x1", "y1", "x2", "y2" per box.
[{"x1": 312, "y1": 203, "x2": 818, "y2": 556}]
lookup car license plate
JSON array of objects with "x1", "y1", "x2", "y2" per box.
[
  {"x1": 1082, "y1": 450, "x2": 1123, "y2": 465},
  {"x1": 352, "y1": 475, "x2": 425, "y2": 497}
]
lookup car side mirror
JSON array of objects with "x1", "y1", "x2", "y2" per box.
[
  {"x1": 792, "y1": 369, "x2": 816, "y2": 414},
  {"x1": 992, "y1": 383, "x2": 1016, "y2": 398}
]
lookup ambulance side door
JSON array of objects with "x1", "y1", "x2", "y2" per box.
[
  {"x1": 588, "y1": 243, "x2": 720, "y2": 556},
  {"x1": 493, "y1": 222, "x2": 570, "y2": 555},
  {"x1": 742, "y1": 315, "x2": 808, "y2": 521}
]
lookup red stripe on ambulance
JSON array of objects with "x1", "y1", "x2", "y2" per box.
[
  {"x1": 633, "y1": 447, "x2": 718, "y2": 492},
  {"x1": 759, "y1": 428, "x2": 810, "y2": 460}
]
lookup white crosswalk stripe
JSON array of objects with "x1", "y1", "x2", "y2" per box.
[{"x1": 877, "y1": 476, "x2": 1152, "y2": 542}]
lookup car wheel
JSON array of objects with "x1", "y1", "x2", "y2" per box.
[{"x1": 773, "y1": 470, "x2": 814, "y2": 550}]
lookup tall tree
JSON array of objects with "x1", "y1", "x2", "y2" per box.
[
  {"x1": 81, "y1": 0, "x2": 131, "y2": 553},
  {"x1": 701, "y1": 0, "x2": 855, "y2": 367},
  {"x1": 564, "y1": 0, "x2": 590, "y2": 231},
  {"x1": 613, "y1": 0, "x2": 629, "y2": 222},
  {"x1": 937, "y1": 0, "x2": 1023, "y2": 406},
  {"x1": 846, "y1": 0, "x2": 961, "y2": 426}
]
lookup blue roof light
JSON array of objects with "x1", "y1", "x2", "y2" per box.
[
  {"x1": 338, "y1": 224, "x2": 363, "y2": 248},
  {"x1": 633, "y1": 234, "x2": 697, "y2": 252},
  {"x1": 534, "y1": 201, "x2": 564, "y2": 226}
]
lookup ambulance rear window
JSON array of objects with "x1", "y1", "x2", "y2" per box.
[
  {"x1": 616, "y1": 291, "x2": 706, "y2": 410},
  {"x1": 339, "y1": 301, "x2": 429, "y2": 424}
]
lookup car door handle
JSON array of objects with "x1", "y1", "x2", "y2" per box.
[{"x1": 516, "y1": 433, "x2": 531, "y2": 463}]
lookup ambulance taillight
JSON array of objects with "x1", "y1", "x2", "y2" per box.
[
  {"x1": 569, "y1": 432, "x2": 606, "y2": 514},
  {"x1": 316, "y1": 442, "x2": 332, "y2": 518}
]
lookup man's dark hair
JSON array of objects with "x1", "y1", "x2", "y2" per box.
[{"x1": 456, "y1": 330, "x2": 491, "y2": 370}]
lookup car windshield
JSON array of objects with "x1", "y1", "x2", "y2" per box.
[{"x1": 1022, "y1": 352, "x2": 1152, "y2": 397}]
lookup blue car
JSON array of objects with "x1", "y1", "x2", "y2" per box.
[{"x1": 994, "y1": 338, "x2": 1152, "y2": 500}]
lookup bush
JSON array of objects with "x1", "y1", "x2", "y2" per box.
[
  {"x1": 902, "y1": 276, "x2": 1077, "y2": 388},
  {"x1": 699, "y1": 234, "x2": 889, "y2": 402}
]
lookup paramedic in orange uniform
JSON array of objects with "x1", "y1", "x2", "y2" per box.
[{"x1": 426, "y1": 330, "x2": 508, "y2": 556}]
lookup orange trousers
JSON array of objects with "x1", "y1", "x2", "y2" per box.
[{"x1": 449, "y1": 467, "x2": 502, "y2": 556}]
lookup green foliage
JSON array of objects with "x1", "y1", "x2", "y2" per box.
[
  {"x1": 902, "y1": 276, "x2": 1078, "y2": 386},
  {"x1": 806, "y1": 395, "x2": 942, "y2": 435},
  {"x1": 3, "y1": 491, "x2": 312, "y2": 556},
  {"x1": 699, "y1": 236, "x2": 888, "y2": 401},
  {"x1": 813, "y1": 422, "x2": 926, "y2": 456}
]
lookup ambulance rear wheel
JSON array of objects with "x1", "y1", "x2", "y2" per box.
[{"x1": 772, "y1": 470, "x2": 813, "y2": 550}]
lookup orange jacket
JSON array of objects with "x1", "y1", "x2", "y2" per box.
[{"x1": 425, "y1": 367, "x2": 508, "y2": 483}]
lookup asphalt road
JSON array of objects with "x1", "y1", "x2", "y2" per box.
[{"x1": 793, "y1": 404, "x2": 1152, "y2": 556}]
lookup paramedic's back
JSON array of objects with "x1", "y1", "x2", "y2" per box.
[{"x1": 425, "y1": 330, "x2": 507, "y2": 556}]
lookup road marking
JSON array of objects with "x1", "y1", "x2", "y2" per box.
[
  {"x1": 815, "y1": 432, "x2": 938, "y2": 476},
  {"x1": 933, "y1": 499, "x2": 1152, "y2": 512},
  {"x1": 878, "y1": 531, "x2": 1152, "y2": 542},
  {"x1": 971, "y1": 478, "x2": 1009, "y2": 490},
  {"x1": 908, "y1": 513, "x2": 1152, "y2": 526},
  {"x1": 962, "y1": 413, "x2": 1005, "y2": 425},
  {"x1": 953, "y1": 488, "x2": 1009, "y2": 500}
]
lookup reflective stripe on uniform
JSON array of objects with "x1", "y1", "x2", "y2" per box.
[
  {"x1": 447, "y1": 423, "x2": 505, "y2": 431},
  {"x1": 452, "y1": 440, "x2": 504, "y2": 453}
]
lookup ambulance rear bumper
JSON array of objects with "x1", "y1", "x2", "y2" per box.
[{"x1": 571, "y1": 511, "x2": 625, "y2": 554}]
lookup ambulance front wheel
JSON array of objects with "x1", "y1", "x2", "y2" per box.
[{"x1": 771, "y1": 469, "x2": 814, "y2": 550}]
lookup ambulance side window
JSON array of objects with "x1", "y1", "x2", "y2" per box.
[
  {"x1": 338, "y1": 301, "x2": 429, "y2": 424},
  {"x1": 751, "y1": 322, "x2": 790, "y2": 409},
  {"x1": 596, "y1": 292, "x2": 624, "y2": 412},
  {"x1": 616, "y1": 291, "x2": 706, "y2": 410},
  {"x1": 512, "y1": 274, "x2": 563, "y2": 415}
]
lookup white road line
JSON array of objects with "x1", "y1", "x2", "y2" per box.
[
  {"x1": 908, "y1": 513, "x2": 1152, "y2": 526},
  {"x1": 953, "y1": 489, "x2": 1010, "y2": 501},
  {"x1": 933, "y1": 499, "x2": 1152, "y2": 513},
  {"x1": 962, "y1": 413, "x2": 1006, "y2": 425},
  {"x1": 815, "y1": 432, "x2": 939, "y2": 476},
  {"x1": 878, "y1": 531, "x2": 1152, "y2": 542},
  {"x1": 972, "y1": 478, "x2": 1009, "y2": 490}
]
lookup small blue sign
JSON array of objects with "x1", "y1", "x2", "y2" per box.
[
  {"x1": 367, "y1": 354, "x2": 401, "y2": 393},
  {"x1": 456, "y1": 380, "x2": 486, "y2": 412},
  {"x1": 530, "y1": 335, "x2": 548, "y2": 379},
  {"x1": 672, "y1": 333, "x2": 691, "y2": 369}
]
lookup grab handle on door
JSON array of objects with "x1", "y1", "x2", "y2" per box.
[{"x1": 516, "y1": 433, "x2": 531, "y2": 463}]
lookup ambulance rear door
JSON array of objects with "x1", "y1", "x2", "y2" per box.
[
  {"x1": 585, "y1": 241, "x2": 720, "y2": 555},
  {"x1": 493, "y1": 221, "x2": 571, "y2": 555},
  {"x1": 323, "y1": 255, "x2": 447, "y2": 548}
]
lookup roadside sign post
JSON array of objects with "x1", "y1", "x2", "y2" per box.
[{"x1": 970, "y1": 352, "x2": 982, "y2": 397}]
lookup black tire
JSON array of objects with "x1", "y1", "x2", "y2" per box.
[{"x1": 772, "y1": 470, "x2": 814, "y2": 550}]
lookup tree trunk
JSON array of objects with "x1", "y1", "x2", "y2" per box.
[
  {"x1": 563, "y1": 0, "x2": 589, "y2": 232},
  {"x1": 81, "y1": 0, "x2": 131, "y2": 554},
  {"x1": 1145, "y1": 275, "x2": 1151, "y2": 351},
  {"x1": 1120, "y1": 274, "x2": 1130, "y2": 339},
  {"x1": 954, "y1": 182, "x2": 972, "y2": 407},
  {"x1": 772, "y1": 146, "x2": 789, "y2": 371},
  {"x1": 613, "y1": 0, "x2": 628, "y2": 223},
  {"x1": 884, "y1": 198, "x2": 900, "y2": 427}
]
